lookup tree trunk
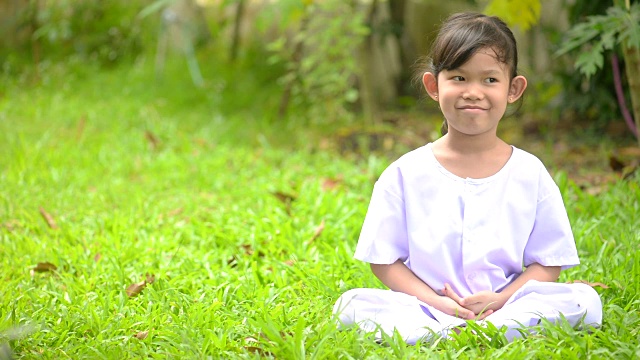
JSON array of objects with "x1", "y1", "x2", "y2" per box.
[
  {"x1": 230, "y1": 0, "x2": 245, "y2": 61},
  {"x1": 278, "y1": 10, "x2": 309, "y2": 117},
  {"x1": 623, "y1": 44, "x2": 640, "y2": 145},
  {"x1": 28, "y1": 0, "x2": 41, "y2": 81},
  {"x1": 358, "y1": 0, "x2": 381, "y2": 125},
  {"x1": 389, "y1": 0, "x2": 408, "y2": 96}
]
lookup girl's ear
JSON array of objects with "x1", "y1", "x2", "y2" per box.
[
  {"x1": 508, "y1": 75, "x2": 527, "y2": 103},
  {"x1": 422, "y1": 72, "x2": 439, "y2": 101}
]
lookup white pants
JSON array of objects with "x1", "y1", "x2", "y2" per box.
[{"x1": 333, "y1": 280, "x2": 602, "y2": 344}]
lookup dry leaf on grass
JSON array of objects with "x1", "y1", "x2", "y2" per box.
[
  {"x1": 93, "y1": 253, "x2": 102, "y2": 262},
  {"x1": 227, "y1": 255, "x2": 238, "y2": 268},
  {"x1": 2, "y1": 219, "x2": 20, "y2": 231},
  {"x1": 126, "y1": 273, "x2": 156, "y2": 297},
  {"x1": 38, "y1": 207, "x2": 58, "y2": 229},
  {"x1": 307, "y1": 219, "x2": 325, "y2": 245},
  {"x1": 134, "y1": 330, "x2": 148, "y2": 340},
  {"x1": 271, "y1": 191, "x2": 296, "y2": 215},
  {"x1": 145, "y1": 130, "x2": 160, "y2": 150},
  {"x1": 126, "y1": 281, "x2": 147, "y2": 297},
  {"x1": 244, "y1": 337, "x2": 272, "y2": 356},
  {"x1": 272, "y1": 191, "x2": 296, "y2": 204},
  {"x1": 241, "y1": 244, "x2": 254, "y2": 256},
  {"x1": 76, "y1": 115, "x2": 86, "y2": 139},
  {"x1": 567, "y1": 280, "x2": 610, "y2": 289},
  {"x1": 321, "y1": 177, "x2": 343, "y2": 191},
  {"x1": 241, "y1": 244, "x2": 265, "y2": 257},
  {"x1": 145, "y1": 273, "x2": 156, "y2": 284},
  {"x1": 32, "y1": 262, "x2": 57, "y2": 273},
  {"x1": 167, "y1": 208, "x2": 184, "y2": 217},
  {"x1": 227, "y1": 245, "x2": 268, "y2": 268}
]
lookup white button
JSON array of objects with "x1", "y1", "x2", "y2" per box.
[{"x1": 467, "y1": 273, "x2": 476, "y2": 280}]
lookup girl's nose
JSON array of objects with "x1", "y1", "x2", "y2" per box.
[{"x1": 462, "y1": 84, "x2": 483, "y2": 100}]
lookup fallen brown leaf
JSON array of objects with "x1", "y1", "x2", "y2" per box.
[
  {"x1": 167, "y1": 208, "x2": 184, "y2": 217},
  {"x1": 321, "y1": 177, "x2": 343, "y2": 191},
  {"x1": 38, "y1": 207, "x2": 58, "y2": 229},
  {"x1": 145, "y1": 273, "x2": 156, "y2": 284},
  {"x1": 307, "y1": 219, "x2": 325, "y2": 245},
  {"x1": 241, "y1": 244, "x2": 254, "y2": 256},
  {"x1": 93, "y1": 253, "x2": 102, "y2": 262},
  {"x1": 126, "y1": 281, "x2": 147, "y2": 297},
  {"x1": 134, "y1": 330, "x2": 148, "y2": 340},
  {"x1": 32, "y1": 262, "x2": 57, "y2": 273},
  {"x1": 145, "y1": 130, "x2": 160, "y2": 150},
  {"x1": 2, "y1": 219, "x2": 20, "y2": 231},
  {"x1": 241, "y1": 244, "x2": 265, "y2": 258},
  {"x1": 227, "y1": 255, "x2": 238, "y2": 268},
  {"x1": 567, "y1": 280, "x2": 610, "y2": 289},
  {"x1": 76, "y1": 115, "x2": 86, "y2": 139},
  {"x1": 244, "y1": 337, "x2": 271, "y2": 356},
  {"x1": 283, "y1": 259, "x2": 295, "y2": 266},
  {"x1": 585, "y1": 185, "x2": 607, "y2": 197},
  {"x1": 271, "y1": 191, "x2": 296, "y2": 215},
  {"x1": 272, "y1": 191, "x2": 296, "y2": 205}
]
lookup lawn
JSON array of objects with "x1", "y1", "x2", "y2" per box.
[{"x1": 1, "y1": 57, "x2": 639, "y2": 359}]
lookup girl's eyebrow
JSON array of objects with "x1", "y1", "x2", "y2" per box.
[
  {"x1": 480, "y1": 69, "x2": 503, "y2": 75},
  {"x1": 449, "y1": 67, "x2": 503, "y2": 76}
]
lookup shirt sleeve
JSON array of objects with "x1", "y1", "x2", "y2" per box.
[
  {"x1": 523, "y1": 170, "x2": 579, "y2": 270},
  {"x1": 353, "y1": 167, "x2": 409, "y2": 264}
]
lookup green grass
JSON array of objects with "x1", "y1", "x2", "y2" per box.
[{"x1": 1, "y1": 56, "x2": 639, "y2": 359}]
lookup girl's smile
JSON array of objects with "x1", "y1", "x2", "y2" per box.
[{"x1": 457, "y1": 105, "x2": 487, "y2": 111}]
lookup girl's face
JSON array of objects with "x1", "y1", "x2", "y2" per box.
[{"x1": 423, "y1": 48, "x2": 526, "y2": 139}]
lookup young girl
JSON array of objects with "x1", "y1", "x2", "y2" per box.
[{"x1": 333, "y1": 12, "x2": 602, "y2": 344}]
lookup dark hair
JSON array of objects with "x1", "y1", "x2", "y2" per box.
[
  {"x1": 428, "y1": 12, "x2": 519, "y2": 79},
  {"x1": 413, "y1": 12, "x2": 522, "y2": 134}
]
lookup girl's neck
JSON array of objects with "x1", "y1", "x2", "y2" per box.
[
  {"x1": 431, "y1": 133, "x2": 513, "y2": 179},
  {"x1": 436, "y1": 132, "x2": 506, "y2": 155}
]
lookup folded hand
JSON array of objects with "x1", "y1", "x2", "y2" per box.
[
  {"x1": 443, "y1": 283, "x2": 506, "y2": 318},
  {"x1": 432, "y1": 295, "x2": 477, "y2": 320}
]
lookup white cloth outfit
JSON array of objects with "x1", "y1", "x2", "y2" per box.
[{"x1": 333, "y1": 143, "x2": 602, "y2": 344}]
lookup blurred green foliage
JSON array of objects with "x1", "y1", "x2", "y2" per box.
[
  {"x1": 557, "y1": 0, "x2": 640, "y2": 143},
  {"x1": 1, "y1": 0, "x2": 152, "y2": 71},
  {"x1": 553, "y1": 1, "x2": 638, "y2": 136},
  {"x1": 0, "y1": 0, "x2": 638, "y2": 139},
  {"x1": 483, "y1": 0, "x2": 541, "y2": 31},
  {"x1": 265, "y1": 0, "x2": 368, "y2": 122}
]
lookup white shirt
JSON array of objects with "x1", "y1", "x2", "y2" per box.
[{"x1": 354, "y1": 143, "x2": 579, "y2": 297}]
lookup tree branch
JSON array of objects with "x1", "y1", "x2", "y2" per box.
[{"x1": 611, "y1": 53, "x2": 638, "y2": 137}]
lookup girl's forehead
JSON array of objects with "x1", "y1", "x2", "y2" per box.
[{"x1": 443, "y1": 48, "x2": 511, "y2": 74}]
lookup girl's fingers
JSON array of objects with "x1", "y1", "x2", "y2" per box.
[
  {"x1": 477, "y1": 309, "x2": 493, "y2": 320},
  {"x1": 461, "y1": 293, "x2": 482, "y2": 305},
  {"x1": 444, "y1": 283, "x2": 462, "y2": 303},
  {"x1": 464, "y1": 309, "x2": 475, "y2": 319}
]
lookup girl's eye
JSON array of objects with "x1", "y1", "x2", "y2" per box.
[
  {"x1": 452, "y1": 76, "x2": 465, "y2": 81},
  {"x1": 485, "y1": 78, "x2": 498, "y2": 83}
]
